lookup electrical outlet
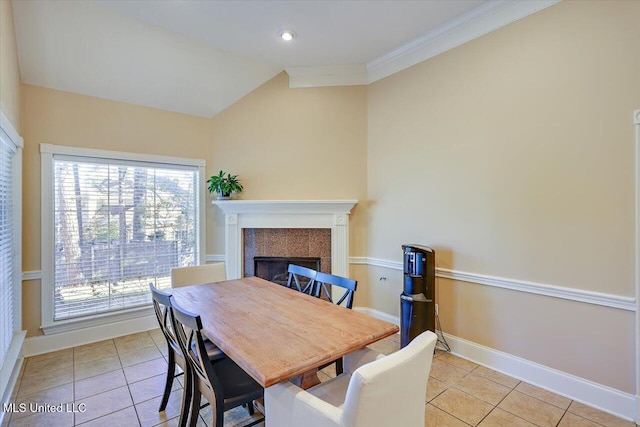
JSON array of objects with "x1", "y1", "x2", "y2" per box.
[{"x1": 435, "y1": 303, "x2": 439, "y2": 316}]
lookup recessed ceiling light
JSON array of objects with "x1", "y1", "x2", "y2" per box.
[{"x1": 280, "y1": 31, "x2": 295, "y2": 41}]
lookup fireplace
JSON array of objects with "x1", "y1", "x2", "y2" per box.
[
  {"x1": 211, "y1": 200, "x2": 358, "y2": 279},
  {"x1": 254, "y1": 256, "x2": 321, "y2": 287},
  {"x1": 243, "y1": 228, "x2": 331, "y2": 277}
]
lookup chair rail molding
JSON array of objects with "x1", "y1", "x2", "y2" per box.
[
  {"x1": 349, "y1": 257, "x2": 636, "y2": 312},
  {"x1": 212, "y1": 200, "x2": 357, "y2": 280}
]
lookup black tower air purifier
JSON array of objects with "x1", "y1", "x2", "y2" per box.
[{"x1": 400, "y1": 244, "x2": 435, "y2": 348}]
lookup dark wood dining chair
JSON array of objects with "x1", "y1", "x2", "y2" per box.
[
  {"x1": 285, "y1": 264, "x2": 317, "y2": 294},
  {"x1": 170, "y1": 296, "x2": 264, "y2": 427},
  {"x1": 313, "y1": 272, "x2": 358, "y2": 374},
  {"x1": 149, "y1": 284, "x2": 225, "y2": 426}
]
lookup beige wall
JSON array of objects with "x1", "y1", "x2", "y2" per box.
[
  {"x1": 363, "y1": 1, "x2": 639, "y2": 392},
  {"x1": 20, "y1": 84, "x2": 212, "y2": 336},
  {"x1": 1, "y1": 0, "x2": 21, "y2": 129},
  {"x1": 14, "y1": 0, "x2": 639, "y2": 397},
  {"x1": 208, "y1": 72, "x2": 368, "y2": 256},
  {"x1": 20, "y1": 76, "x2": 368, "y2": 337}
]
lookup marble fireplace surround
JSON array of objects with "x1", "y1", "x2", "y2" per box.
[{"x1": 212, "y1": 200, "x2": 358, "y2": 279}]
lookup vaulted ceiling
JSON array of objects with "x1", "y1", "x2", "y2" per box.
[{"x1": 11, "y1": 0, "x2": 559, "y2": 118}]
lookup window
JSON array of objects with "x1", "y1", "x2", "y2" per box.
[
  {"x1": 41, "y1": 145, "x2": 205, "y2": 332},
  {"x1": 0, "y1": 111, "x2": 23, "y2": 395}
]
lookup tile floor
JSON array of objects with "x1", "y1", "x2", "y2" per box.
[{"x1": 2, "y1": 330, "x2": 638, "y2": 427}]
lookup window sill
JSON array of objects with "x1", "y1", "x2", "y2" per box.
[{"x1": 41, "y1": 305, "x2": 154, "y2": 335}]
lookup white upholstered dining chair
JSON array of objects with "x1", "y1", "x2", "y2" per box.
[
  {"x1": 264, "y1": 330, "x2": 437, "y2": 427},
  {"x1": 171, "y1": 263, "x2": 227, "y2": 288}
]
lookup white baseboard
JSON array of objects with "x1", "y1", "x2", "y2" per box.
[
  {"x1": 355, "y1": 307, "x2": 637, "y2": 423},
  {"x1": 22, "y1": 314, "x2": 158, "y2": 358}
]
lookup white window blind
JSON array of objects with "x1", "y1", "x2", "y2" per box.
[
  {"x1": 0, "y1": 114, "x2": 22, "y2": 379},
  {"x1": 42, "y1": 146, "x2": 205, "y2": 325}
]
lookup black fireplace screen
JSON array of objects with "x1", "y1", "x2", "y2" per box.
[{"x1": 254, "y1": 257, "x2": 320, "y2": 287}]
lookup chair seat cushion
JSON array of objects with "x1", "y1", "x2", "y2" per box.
[{"x1": 306, "y1": 373, "x2": 351, "y2": 409}]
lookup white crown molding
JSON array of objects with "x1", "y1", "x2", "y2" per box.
[
  {"x1": 286, "y1": 65, "x2": 368, "y2": 88},
  {"x1": 366, "y1": 0, "x2": 562, "y2": 84},
  {"x1": 285, "y1": 1, "x2": 562, "y2": 88},
  {"x1": 356, "y1": 307, "x2": 636, "y2": 423},
  {"x1": 349, "y1": 257, "x2": 636, "y2": 312}
]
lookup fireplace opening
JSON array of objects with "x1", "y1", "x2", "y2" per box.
[{"x1": 254, "y1": 257, "x2": 320, "y2": 288}]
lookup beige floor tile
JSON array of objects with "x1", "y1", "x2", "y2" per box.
[
  {"x1": 453, "y1": 374, "x2": 511, "y2": 405},
  {"x1": 515, "y1": 382, "x2": 571, "y2": 410},
  {"x1": 434, "y1": 348, "x2": 448, "y2": 358},
  {"x1": 73, "y1": 339, "x2": 115, "y2": 353},
  {"x1": 470, "y1": 366, "x2": 520, "y2": 389},
  {"x1": 17, "y1": 366, "x2": 74, "y2": 397},
  {"x1": 438, "y1": 353, "x2": 479, "y2": 372},
  {"x1": 567, "y1": 401, "x2": 636, "y2": 427},
  {"x1": 558, "y1": 412, "x2": 604, "y2": 427},
  {"x1": 198, "y1": 403, "x2": 263, "y2": 427},
  {"x1": 319, "y1": 363, "x2": 337, "y2": 378},
  {"x1": 12, "y1": 382, "x2": 74, "y2": 420},
  {"x1": 366, "y1": 338, "x2": 399, "y2": 355},
  {"x1": 426, "y1": 377, "x2": 448, "y2": 402},
  {"x1": 429, "y1": 358, "x2": 469, "y2": 385},
  {"x1": 74, "y1": 355, "x2": 122, "y2": 381},
  {"x1": 128, "y1": 373, "x2": 181, "y2": 405},
  {"x1": 317, "y1": 370, "x2": 332, "y2": 382},
  {"x1": 74, "y1": 342, "x2": 118, "y2": 365},
  {"x1": 115, "y1": 336, "x2": 157, "y2": 355},
  {"x1": 24, "y1": 353, "x2": 74, "y2": 377},
  {"x1": 124, "y1": 358, "x2": 168, "y2": 384},
  {"x1": 478, "y1": 408, "x2": 536, "y2": 426},
  {"x1": 75, "y1": 406, "x2": 139, "y2": 427},
  {"x1": 119, "y1": 346, "x2": 164, "y2": 368},
  {"x1": 74, "y1": 386, "x2": 133, "y2": 425},
  {"x1": 425, "y1": 402, "x2": 471, "y2": 427},
  {"x1": 114, "y1": 331, "x2": 152, "y2": 345},
  {"x1": 431, "y1": 388, "x2": 493, "y2": 426},
  {"x1": 498, "y1": 390, "x2": 565, "y2": 427},
  {"x1": 7, "y1": 408, "x2": 74, "y2": 427},
  {"x1": 26, "y1": 348, "x2": 73, "y2": 365},
  {"x1": 135, "y1": 391, "x2": 184, "y2": 427},
  {"x1": 74, "y1": 370, "x2": 127, "y2": 400}
]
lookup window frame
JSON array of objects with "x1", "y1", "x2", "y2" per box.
[
  {"x1": 40, "y1": 144, "x2": 206, "y2": 334},
  {"x1": 0, "y1": 110, "x2": 25, "y2": 402}
]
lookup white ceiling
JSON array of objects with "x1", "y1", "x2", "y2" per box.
[{"x1": 11, "y1": 0, "x2": 559, "y2": 118}]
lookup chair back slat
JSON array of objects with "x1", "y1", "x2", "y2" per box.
[
  {"x1": 170, "y1": 296, "x2": 225, "y2": 418},
  {"x1": 149, "y1": 284, "x2": 181, "y2": 355},
  {"x1": 314, "y1": 272, "x2": 357, "y2": 309},
  {"x1": 286, "y1": 264, "x2": 317, "y2": 294}
]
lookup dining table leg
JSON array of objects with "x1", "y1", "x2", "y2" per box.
[{"x1": 291, "y1": 369, "x2": 321, "y2": 389}]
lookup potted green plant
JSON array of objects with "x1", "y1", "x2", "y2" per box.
[{"x1": 207, "y1": 170, "x2": 244, "y2": 200}]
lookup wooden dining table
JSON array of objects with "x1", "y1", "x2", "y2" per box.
[{"x1": 169, "y1": 276, "x2": 399, "y2": 388}]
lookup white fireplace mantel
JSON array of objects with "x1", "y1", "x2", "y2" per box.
[{"x1": 212, "y1": 199, "x2": 357, "y2": 279}]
